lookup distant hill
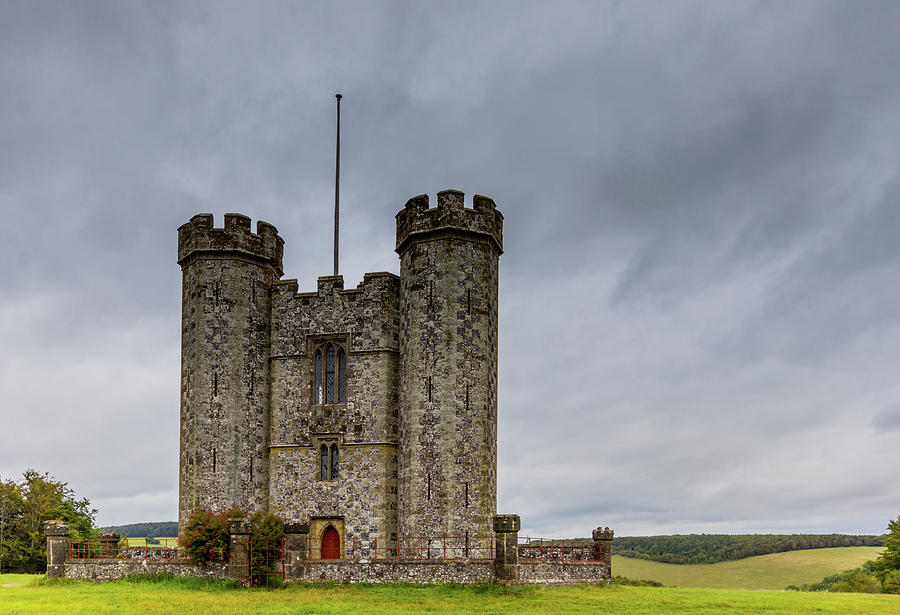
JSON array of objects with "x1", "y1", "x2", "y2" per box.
[
  {"x1": 607, "y1": 534, "x2": 884, "y2": 564},
  {"x1": 100, "y1": 521, "x2": 178, "y2": 537}
]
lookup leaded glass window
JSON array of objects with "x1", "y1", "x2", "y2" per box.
[
  {"x1": 337, "y1": 349, "x2": 346, "y2": 403},
  {"x1": 325, "y1": 345, "x2": 336, "y2": 404},
  {"x1": 314, "y1": 349, "x2": 323, "y2": 404},
  {"x1": 330, "y1": 444, "x2": 339, "y2": 479},
  {"x1": 313, "y1": 343, "x2": 347, "y2": 405}
]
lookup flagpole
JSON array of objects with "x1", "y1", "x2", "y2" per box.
[{"x1": 334, "y1": 93, "x2": 342, "y2": 277}]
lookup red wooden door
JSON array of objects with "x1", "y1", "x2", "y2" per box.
[{"x1": 321, "y1": 526, "x2": 340, "y2": 559}]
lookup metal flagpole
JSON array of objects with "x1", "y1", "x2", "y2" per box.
[{"x1": 334, "y1": 93, "x2": 342, "y2": 276}]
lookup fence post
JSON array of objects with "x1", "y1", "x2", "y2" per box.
[
  {"x1": 592, "y1": 527, "x2": 614, "y2": 578},
  {"x1": 44, "y1": 520, "x2": 70, "y2": 579},
  {"x1": 283, "y1": 522, "x2": 309, "y2": 582},
  {"x1": 492, "y1": 514, "x2": 520, "y2": 583},
  {"x1": 227, "y1": 518, "x2": 252, "y2": 583}
]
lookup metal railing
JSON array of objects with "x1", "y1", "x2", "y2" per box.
[
  {"x1": 66, "y1": 538, "x2": 187, "y2": 562},
  {"x1": 309, "y1": 535, "x2": 495, "y2": 561},
  {"x1": 517, "y1": 537, "x2": 593, "y2": 561}
]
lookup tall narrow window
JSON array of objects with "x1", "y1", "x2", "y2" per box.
[
  {"x1": 325, "y1": 345, "x2": 336, "y2": 404},
  {"x1": 212, "y1": 449, "x2": 217, "y2": 473},
  {"x1": 319, "y1": 442, "x2": 339, "y2": 481},
  {"x1": 314, "y1": 349, "x2": 323, "y2": 404},
  {"x1": 320, "y1": 445, "x2": 328, "y2": 481},
  {"x1": 337, "y1": 349, "x2": 346, "y2": 403},
  {"x1": 330, "y1": 444, "x2": 339, "y2": 479},
  {"x1": 314, "y1": 343, "x2": 347, "y2": 404}
]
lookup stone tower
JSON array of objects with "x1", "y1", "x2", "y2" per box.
[
  {"x1": 395, "y1": 190, "x2": 504, "y2": 541},
  {"x1": 176, "y1": 213, "x2": 284, "y2": 527}
]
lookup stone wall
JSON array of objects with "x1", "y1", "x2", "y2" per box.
[
  {"x1": 63, "y1": 560, "x2": 226, "y2": 582},
  {"x1": 518, "y1": 561, "x2": 607, "y2": 584},
  {"x1": 268, "y1": 443, "x2": 398, "y2": 550},
  {"x1": 293, "y1": 560, "x2": 494, "y2": 584}
]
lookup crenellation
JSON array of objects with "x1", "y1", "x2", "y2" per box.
[{"x1": 395, "y1": 190, "x2": 503, "y2": 256}]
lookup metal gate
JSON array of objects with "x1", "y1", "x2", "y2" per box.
[{"x1": 248, "y1": 538, "x2": 285, "y2": 588}]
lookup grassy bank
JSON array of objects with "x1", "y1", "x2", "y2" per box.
[
  {"x1": 613, "y1": 546, "x2": 883, "y2": 590},
  {"x1": 1, "y1": 576, "x2": 899, "y2": 615}
]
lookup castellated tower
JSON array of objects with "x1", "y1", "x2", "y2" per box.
[
  {"x1": 177, "y1": 213, "x2": 284, "y2": 528},
  {"x1": 395, "y1": 190, "x2": 504, "y2": 542}
]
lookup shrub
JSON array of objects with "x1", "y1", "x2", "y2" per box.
[{"x1": 180, "y1": 509, "x2": 246, "y2": 565}]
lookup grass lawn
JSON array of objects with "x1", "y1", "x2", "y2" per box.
[
  {"x1": 1, "y1": 576, "x2": 899, "y2": 615},
  {"x1": 613, "y1": 546, "x2": 884, "y2": 590}
]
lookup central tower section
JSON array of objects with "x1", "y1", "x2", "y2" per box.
[{"x1": 395, "y1": 190, "x2": 504, "y2": 541}]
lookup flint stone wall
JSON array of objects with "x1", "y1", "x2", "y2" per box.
[
  {"x1": 63, "y1": 560, "x2": 226, "y2": 582},
  {"x1": 292, "y1": 560, "x2": 493, "y2": 584},
  {"x1": 518, "y1": 561, "x2": 607, "y2": 584}
]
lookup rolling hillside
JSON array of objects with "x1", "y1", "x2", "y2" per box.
[{"x1": 613, "y1": 546, "x2": 883, "y2": 590}]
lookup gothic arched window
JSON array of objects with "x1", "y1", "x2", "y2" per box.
[
  {"x1": 319, "y1": 441, "x2": 339, "y2": 481},
  {"x1": 314, "y1": 343, "x2": 346, "y2": 404}
]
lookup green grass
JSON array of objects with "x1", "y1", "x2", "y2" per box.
[
  {"x1": 0, "y1": 576, "x2": 898, "y2": 614},
  {"x1": 613, "y1": 546, "x2": 884, "y2": 590},
  {"x1": 0, "y1": 575, "x2": 37, "y2": 588}
]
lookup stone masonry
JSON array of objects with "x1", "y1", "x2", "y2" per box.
[{"x1": 177, "y1": 190, "x2": 503, "y2": 557}]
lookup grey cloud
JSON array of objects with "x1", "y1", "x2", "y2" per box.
[
  {"x1": 873, "y1": 405, "x2": 900, "y2": 432},
  {"x1": 2, "y1": 1, "x2": 900, "y2": 535}
]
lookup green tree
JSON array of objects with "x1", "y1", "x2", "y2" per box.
[
  {"x1": 0, "y1": 470, "x2": 97, "y2": 573},
  {"x1": 874, "y1": 513, "x2": 900, "y2": 591}
]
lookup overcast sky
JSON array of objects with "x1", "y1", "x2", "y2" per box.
[{"x1": 2, "y1": 1, "x2": 899, "y2": 537}]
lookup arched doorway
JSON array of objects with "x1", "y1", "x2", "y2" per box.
[{"x1": 321, "y1": 526, "x2": 340, "y2": 559}]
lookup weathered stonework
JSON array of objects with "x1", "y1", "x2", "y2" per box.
[
  {"x1": 177, "y1": 191, "x2": 501, "y2": 552},
  {"x1": 168, "y1": 191, "x2": 612, "y2": 585}
]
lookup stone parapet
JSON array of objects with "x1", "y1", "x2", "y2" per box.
[
  {"x1": 396, "y1": 190, "x2": 503, "y2": 255},
  {"x1": 177, "y1": 213, "x2": 284, "y2": 275}
]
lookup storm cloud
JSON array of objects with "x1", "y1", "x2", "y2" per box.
[{"x1": 1, "y1": 1, "x2": 899, "y2": 536}]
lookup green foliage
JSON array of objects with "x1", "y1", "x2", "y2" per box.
[
  {"x1": 249, "y1": 511, "x2": 285, "y2": 587},
  {"x1": 879, "y1": 569, "x2": 900, "y2": 594},
  {"x1": 180, "y1": 509, "x2": 245, "y2": 565},
  {"x1": 0, "y1": 470, "x2": 97, "y2": 574},
  {"x1": 611, "y1": 533, "x2": 883, "y2": 564},
  {"x1": 794, "y1": 561, "x2": 882, "y2": 593},
  {"x1": 99, "y1": 521, "x2": 178, "y2": 538},
  {"x1": 613, "y1": 575, "x2": 664, "y2": 586},
  {"x1": 874, "y1": 513, "x2": 900, "y2": 584}
]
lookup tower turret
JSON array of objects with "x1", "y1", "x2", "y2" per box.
[
  {"x1": 177, "y1": 213, "x2": 284, "y2": 527},
  {"x1": 395, "y1": 190, "x2": 503, "y2": 542}
]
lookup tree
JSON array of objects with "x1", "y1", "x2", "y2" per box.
[
  {"x1": 875, "y1": 513, "x2": 900, "y2": 592},
  {"x1": 0, "y1": 470, "x2": 97, "y2": 573}
]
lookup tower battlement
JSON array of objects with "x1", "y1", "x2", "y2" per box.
[
  {"x1": 177, "y1": 213, "x2": 284, "y2": 275},
  {"x1": 396, "y1": 189, "x2": 503, "y2": 255}
]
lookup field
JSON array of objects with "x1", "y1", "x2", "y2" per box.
[
  {"x1": 1, "y1": 575, "x2": 899, "y2": 615},
  {"x1": 613, "y1": 546, "x2": 883, "y2": 590}
]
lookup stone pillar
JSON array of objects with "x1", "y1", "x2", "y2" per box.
[
  {"x1": 283, "y1": 522, "x2": 309, "y2": 581},
  {"x1": 592, "y1": 527, "x2": 614, "y2": 578},
  {"x1": 44, "y1": 520, "x2": 70, "y2": 579},
  {"x1": 99, "y1": 533, "x2": 121, "y2": 558},
  {"x1": 227, "y1": 518, "x2": 252, "y2": 583},
  {"x1": 493, "y1": 514, "x2": 520, "y2": 583}
]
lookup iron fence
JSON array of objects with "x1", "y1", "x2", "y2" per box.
[
  {"x1": 66, "y1": 539, "x2": 187, "y2": 562},
  {"x1": 323, "y1": 535, "x2": 494, "y2": 561},
  {"x1": 517, "y1": 537, "x2": 593, "y2": 561},
  {"x1": 248, "y1": 538, "x2": 284, "y2": 588}
]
